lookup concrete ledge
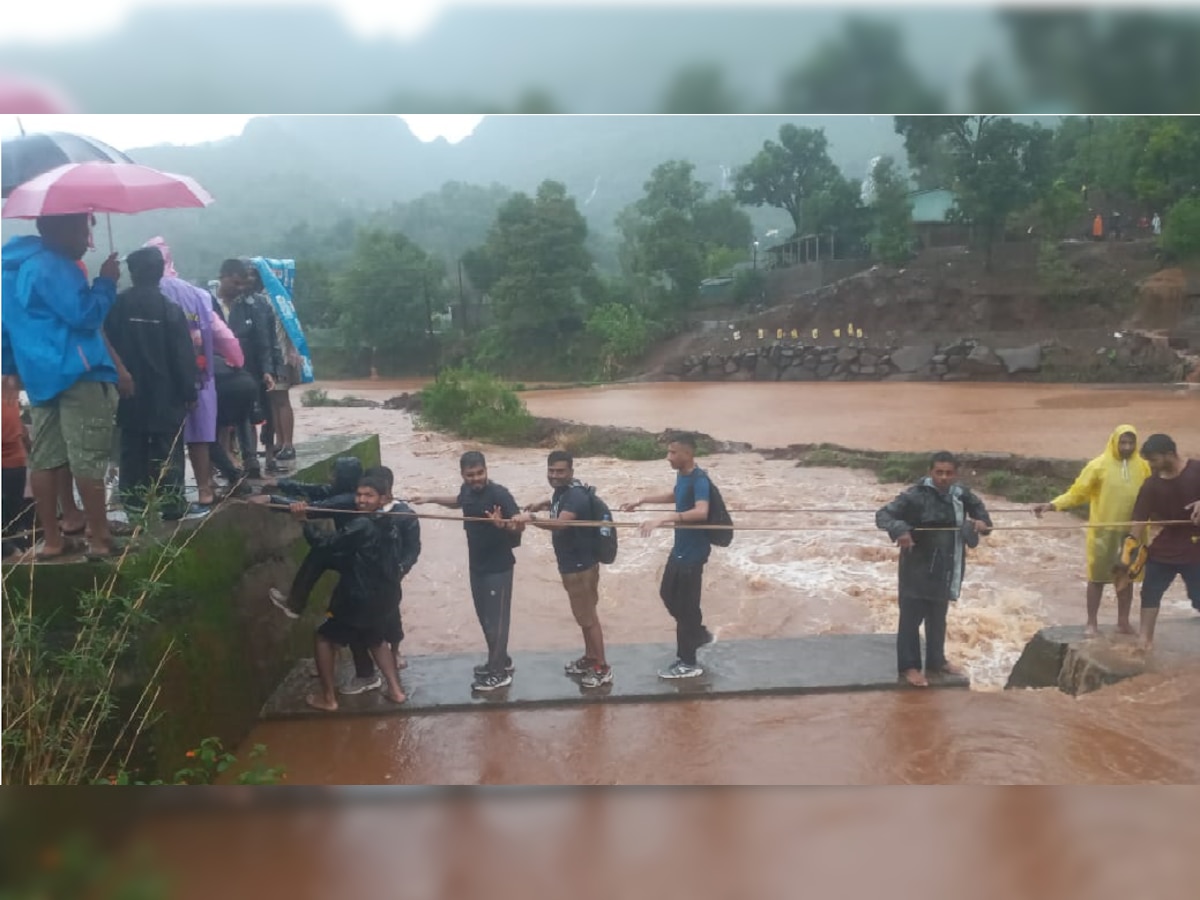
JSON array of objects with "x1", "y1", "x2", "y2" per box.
[
  {"x1": 1006, "y1": 618, "x2": 1200, "y2": 695},
  {"x1": 260, "y1": 634, "x2": 969, "y2": 720}
]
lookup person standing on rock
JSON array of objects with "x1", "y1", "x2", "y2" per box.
[
  {"x1": 622, "y1": 433, "x2": 718, "y2": 680},
  {"x1": 517, "y1": 450, "x2": 613, "y2": 689},
  {"x1": 1033, "y1": 425, "x2": 1150, "y2": 637},
  {"x1": 411, "y1": 451, "x2": 524, "y2": 693},
  {"x1": 1124, "y1": 434, "x2": 1200, "y2": 650},
  {"x1": 876, "y1": 451, "x2": 993, "y2": 688}
]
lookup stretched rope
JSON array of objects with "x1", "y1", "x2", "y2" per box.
[{"x1": 248, "y1": 501, "x2": 1194, "y2": 534}]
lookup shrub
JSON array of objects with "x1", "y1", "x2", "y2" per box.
[
  {"x1": 1160, "y1": 197, "x2": 1200, "y2": 261},
  {"x1": 611, "y1": 435, "x2": 665, "y2": 461},
  {"x1": 418, "y1": 368, "x2": 535, "y2": 444},
  {"x1": 301, "y1": 388, "x2": 331, "y2": 407}
]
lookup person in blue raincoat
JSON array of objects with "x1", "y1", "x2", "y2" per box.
[{"x1": 1, "y1": 214, "x2": 123, "y2": 560}]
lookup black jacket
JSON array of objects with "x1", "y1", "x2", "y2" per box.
[
  {"x1": 105, "y1": 284, "x2": 198, "y2": 433},
  {"x1": 304, "y1": 514, "x2": 399, "y2": 631},
  {"x1": 224, "y1": 291, "x2": 277, "y2": 380},
  {"x1": 386, "y1": 499, "x2": 422, "y2": 580},
  {"x1": 876, "y1": 479, "x2": 992, "y2": 602}
]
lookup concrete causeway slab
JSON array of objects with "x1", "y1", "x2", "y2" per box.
[
  {"x1": 260, "y1": 634, "x2": 969, "y2": 720},
  {"x1": 1006, "y1": 616, "x2": 1200, "y2": 695}
]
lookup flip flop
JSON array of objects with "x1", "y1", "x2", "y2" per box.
[{"x1": 85, "y1": 540, "x2": 128, "y2": 563}]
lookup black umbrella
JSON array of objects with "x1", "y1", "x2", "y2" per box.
[{"x1": 1, "y1": 131, "x2": 134, "y2": 198}]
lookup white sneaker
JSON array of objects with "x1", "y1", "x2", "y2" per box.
[
  {"x1": 338, "y1": 674, "x2": 382, "y2": 695},
  {"x1": 269, "y1": 588, "x2": 300, "y2": 620},
  {"x1": 658, "y1": 660, "x2": 704, "y2": 680}
]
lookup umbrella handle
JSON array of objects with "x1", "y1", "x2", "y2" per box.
[{"x1": 106, "y1": 213, "x2": 114, "y2": 255}]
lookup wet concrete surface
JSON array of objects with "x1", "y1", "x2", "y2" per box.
[
  {"x1": 260, "y1": 634, "x2": 968, "y2": 720},
  {"x1": 1008, "y1": 617, "x2": 1200, "y2": 694}
]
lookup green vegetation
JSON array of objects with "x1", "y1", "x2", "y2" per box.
[
  {"x1": 1160, "y1": 196, "x2": 1200, "y2": 262},
  {"x1": 793, "y1": 444, "x2": 1081, "y2": 512},
  {"x1": 611, "y1": 436, "x2": 666, "y2": 461},
  {"x1": 418, "y1": 368, "x2": 535, "y2": 444}
]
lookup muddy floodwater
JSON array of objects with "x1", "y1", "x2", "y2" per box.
[{"x1": 245, "y1": 381, "x2": 1200, "y2": 783}]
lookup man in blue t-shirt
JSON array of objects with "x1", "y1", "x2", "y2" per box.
[
  {"x1": 518, "y1": 450, "x2": 612, "y2": 689},
  {"x1": 622, "y1": 433, "x2": 715, "y2": 679},
  {"x1": 413, "y1": 450, "x2": 524, "y2": 692}
]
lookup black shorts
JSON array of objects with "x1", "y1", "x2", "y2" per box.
[
  {"x1": 317, "y1": 617, "x2": 390, "y2": 648},
  {"x1": 1140, "y1": 560, "x2": 1200, "y2": 610}
]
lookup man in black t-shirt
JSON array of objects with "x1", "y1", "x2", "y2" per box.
[
  {"x1": 413, "y1": 450, "x2": 524, "y2": 692},
  {"x1": 518, "y1": 450, "x2": 611, "y2": 689},
  {"x1": 1126, "y1": 433, "x2": 1200, "y2": 649}
]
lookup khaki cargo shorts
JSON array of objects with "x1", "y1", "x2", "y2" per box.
[
  {"x1": 562, "y1": 564, "x2": 601, "y2": 627},
  {"x1": 28, "y1": 380, "x2": 118, "y2": 480}
]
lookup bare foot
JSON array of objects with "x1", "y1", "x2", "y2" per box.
[
  {"x1": 1137, "y1": 638, "x2": 1154, "y2": 653},
  {"x1": 1084, "y1": 623, "x2": 1100, "y2": 637},
  {"x1": 901, "y1": 668, "x2": 928, "y2": 687},
  {"x1": 396, "y1": 655, "x2": 408, "y2": 671},
  {"x1": 1116, "y1": 622, "x2": 1137, "y2": 636},
  {"x1": 305, "y1": 693, "x2": 339, "y2": 712},
  {"x1": 383, "y1": 686, "x2": 407, "y2": 704}
]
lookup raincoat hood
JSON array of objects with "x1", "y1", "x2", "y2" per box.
[
  {"x1": 1105, "y1": 424, "x2": 1143, "y2": 465},
  {"x1": 142, "y1": 236, "x2": 178, "y2": 278},
  {"x1": 331, "y1": 456, "x2": 364, "y2": 495},
  {"x1": 1, "y1": 235, "x2": 44, "y2": 271}
]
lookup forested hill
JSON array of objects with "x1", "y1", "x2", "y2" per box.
[{"x1": 41, "y1": 115, "x2": 903, "y2": 280}]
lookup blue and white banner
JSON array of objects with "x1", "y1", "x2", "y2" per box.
[{"x1": 250, "y1": 257, "x2": 314, "y2": 384}]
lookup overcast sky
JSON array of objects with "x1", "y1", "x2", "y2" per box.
[{"x1": 0, "y1": 114, "x2": 485, "y2": 149}]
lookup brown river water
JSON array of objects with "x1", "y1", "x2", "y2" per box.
[{"x1": 243, "y1": 381, "x2": 1200, "y2": 784}]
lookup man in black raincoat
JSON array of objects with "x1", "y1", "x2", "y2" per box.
[
  {"x1": 876, "y1": 451, "x2": 993, "y2": 687},
  {"x1": 300, "y1": 473, "x2": 407, "y2": 711},
  {"x1": 105, "y1": 247, "x2": 198, "y2": 521}
]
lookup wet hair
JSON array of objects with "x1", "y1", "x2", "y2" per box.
[
  {"x1": 35, "y1": 213, "x2": 89, "y2": 239},
  {"x1": 242, "y1": 262, "x2": 263, "y2": 289},
  {"x1": 357, "y1": 475, "x2": 389, "y2": 497},
  {"x1": 1140, "y1": 434, "x2": 1177, "y2": 457},
  {"x1": 219, "y1": 258, "x2": 248, "y2": 278},
  {"x1": 126, "y1": 246, "x2": 165, "y2": 287},
  {"x1": 460, "y1": 450, "x2": 486, "y2": 471},
  {"x1": 364, "y1": 465, "x2": 394, "y2": 493},
  {"x1": 929, "y1": 451, "x2": 958, "y2": 469},
  {"x1": 668, "y1": 432, "x2": 698, "y2": 450},
  {"x1": 548, "y1": 450, "x2": 573, "y2": 467}
]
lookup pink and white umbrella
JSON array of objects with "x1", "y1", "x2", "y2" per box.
[
  {"x1": 1, "y1": 161, "x2": 213, "y2": 218},
  {"x1": 1, "y1": 160, "x2": 214, "y2": 252}
]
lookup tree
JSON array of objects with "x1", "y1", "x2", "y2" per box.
[
  {"x1": 732, "y1": 124, "x2": 847, "y2": 235},
  {"x1": 618, "y1": 161, "x2": 754, "y2": 320},
  {"x1": 1160, "y1": 197, "x2": 1200, "y2": 261},
  {"x1": 895, "y1": 115, "x2": 1052, "y2": 268},
  {"x1": 333, "y1": 228, "x2": 446, "y2": 368},
  {"x1": 474, "y1": 180, "x2": 596, "y2": 370},
  {"x1": 292, "y1": 259, "x2": 336, "y2": 328},
  {"x1": 865, "y1": 156, "x2": 914, "y2": 265},
  {"x1": 777, "y1": 18, "x2": 945, "y2": 114}
]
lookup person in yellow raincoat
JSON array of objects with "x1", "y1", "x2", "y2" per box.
[{"x1": 1033, "y1": 424, "x2": 1150, "y2": 635}]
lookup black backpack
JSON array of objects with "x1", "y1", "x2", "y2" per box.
[
  {"x1": 570, "y1": 481, "x2": 618, "y2": 565},
  {"x1": 705, "y1": 479, "x2": 734, "y2": 547}
]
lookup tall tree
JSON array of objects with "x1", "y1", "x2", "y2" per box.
[
  {"x1": 476, "y1": 180, "x2": 596, "y2": 364},
  {"x1": 732, "y1": 124, "x2": 847, "y2": 235},
  {"x1": 334, "y1": 228, "x2": 445, "y2": 362},
  {"x1": 864, "y1": 156, "x2": 914, "y2": 266},
  {"x1": 619, "y1": 160, "x2": 754, "y2": 318},
  {"x1": 895, "y1": 115, "x2": 1052, "y2": 268}
]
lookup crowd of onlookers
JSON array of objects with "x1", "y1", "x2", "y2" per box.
[{"x1": 2, "y1": 212, "x2": 305, "y2": 561}]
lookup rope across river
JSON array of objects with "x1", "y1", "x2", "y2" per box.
[{"x1": 250, "y1": 501, "x2": 1194, "y2": 534}]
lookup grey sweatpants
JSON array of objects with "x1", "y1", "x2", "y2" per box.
[{"x1": 471, "y1": 568, "x2": 514, "y2": 675}]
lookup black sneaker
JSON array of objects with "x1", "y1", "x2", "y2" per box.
[
  {"x1": 473, "y1": 660, "x2": 515, "y2": 677},
  {"x1": 472, "y1": 672, "x2": 513, "y2": 692}
]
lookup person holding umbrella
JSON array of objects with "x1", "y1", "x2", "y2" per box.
[{"x1": 1, "y1": 214, "x2": 122, "y2": 559}]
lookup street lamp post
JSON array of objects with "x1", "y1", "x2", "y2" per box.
[{"x1": 753, "y1": 240, "x2": 759, "y2": 271}]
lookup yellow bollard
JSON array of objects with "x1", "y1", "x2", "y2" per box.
[
  {"x1": 790, "y1": 329, "x2": 798, "y2": 339},
  {"x1": 777, "y1": 328, "x2": 784, "y2": 339},
  {"x1": 812, "y1": 329, "x2": 819, "y2": 340},
  {"x1": 856, "y1": 328, "x2": 863, "y2": 339},
  {"x1": 834, "y1": 328, "x2": 841, "y2": 338},
  {"x1": 757, "y1": 329, "x2": 764, "y2": 340}
]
